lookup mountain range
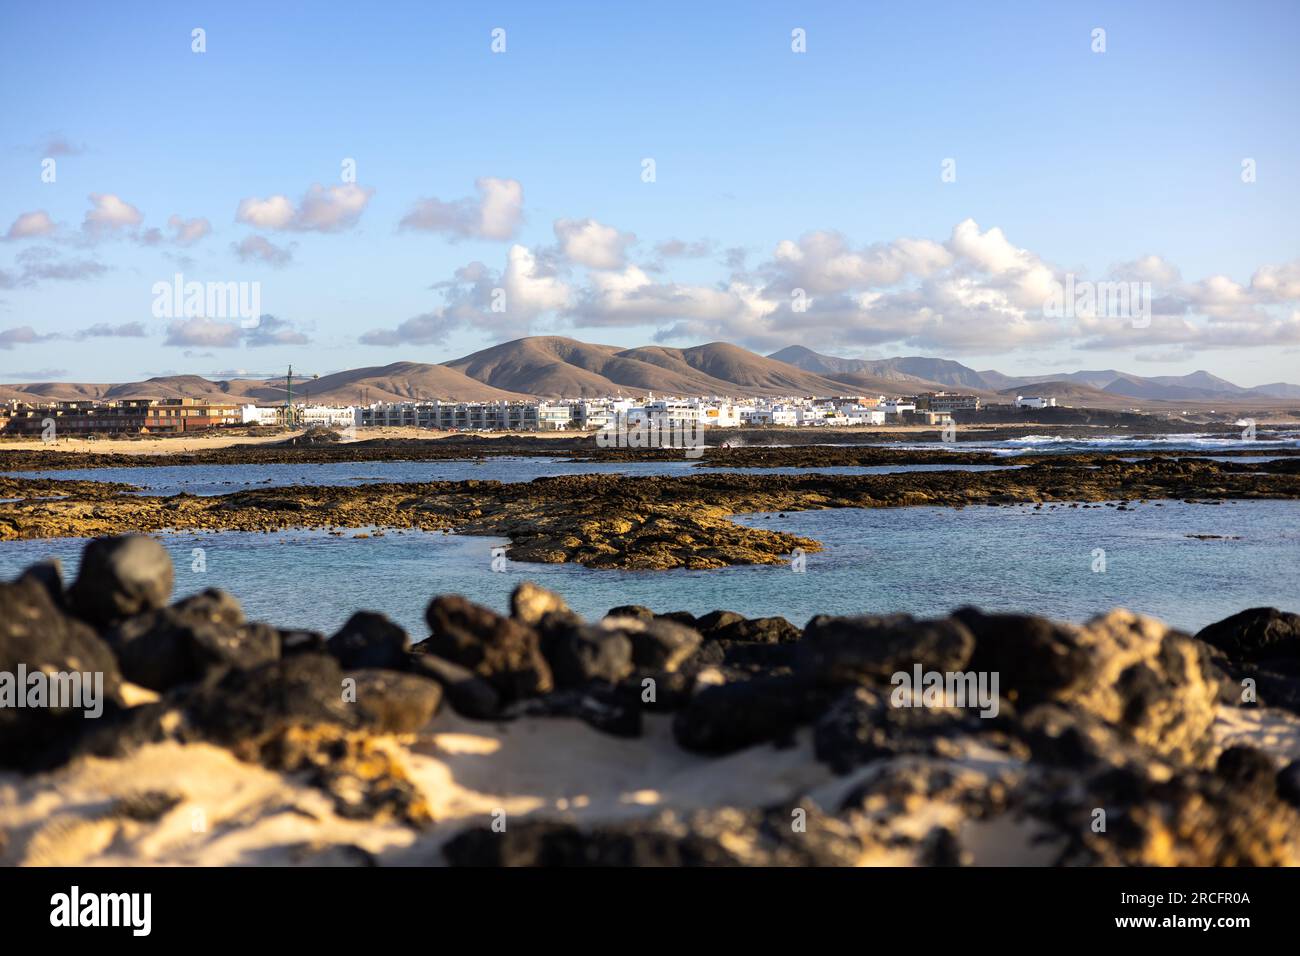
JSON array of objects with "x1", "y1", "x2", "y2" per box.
[{"x1": 2, "y1": 337, "x2": 1296, "y2": 408}]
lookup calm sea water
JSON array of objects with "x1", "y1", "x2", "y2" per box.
[
  {"x1": 2, "y1": 458, "x2": 1012, "y2": 496},
  {"x1": 2, "y1": 498, "x2": 1295, "y2": 637}
]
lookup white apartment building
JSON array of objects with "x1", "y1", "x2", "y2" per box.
[
  {"x1": 241, "y1": 405, "x2": 281, "y2": 426},
  {"x1": 1015, "y1": 395, "x2": 1058, "y2": 409},
  {"x1": 299, "y1": 405, "x2": 357, "y2": 428}
]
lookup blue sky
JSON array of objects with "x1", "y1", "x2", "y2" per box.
[{"x1": 1, "y1": 0, "x2": 1298, "y2": 386}]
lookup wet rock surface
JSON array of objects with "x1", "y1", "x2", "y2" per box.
[
  {"x1": 1, "y1": 542, "x2": 1298, "y2": 865},
  {"x1": 3, "y1": 456, "x2": 1297, "y2": 573}
]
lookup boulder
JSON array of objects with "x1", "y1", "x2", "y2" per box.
[
  {"x1": 511, "y1": 581, "x2": 572, "y2": 628},
  {"x1": 798, "y1": 614, "x2": 975, "y2": 687},
  {"x1": 541, "y1": 624, "x2": 635, "y2": 688},
  {"x1": 602, "y1": 615, "x2": 702, "y2": 672},
  {"x1": 327, "y1": 611, "x2": 410, "y2": 670},
  {"x1": 957, "y1": 608, "x2": 1092, "y2": 704},
  {"x1": 182, "y1": 653, "x2": 359, "y2": 746},
  {"x1": 421, "y1": 594, "x2": 552, "y2": 700},
  {"x1": 106, "y1": 589, "x2": 279, "y2": 691},
  {"x1": 68, "y1": 535, "x2": 174, "y2": 627},
  {"x1": 347, "y1": 669, "x2": 443, "y2": 733},
  {"x1": 1196, "y1": 607, "x2": 1300, "y2": 663},
  {"x1": 672, "y1": 674, "x2": 826, "y2": 754},
  {"x1": 406, "y1": 652, "x2": 501, "y2": 719},
  {"x1": 710, "y1": 616, "x2": 800, "y2": 645},
  {"x1": 0, "y1": 575, "x2": 125, "y2": 770}
]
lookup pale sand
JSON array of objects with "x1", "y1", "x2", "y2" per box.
[
  {"x1": 0, "y1": 421, "x2": 1093, "y2": 456},
  {"x1": 0, "y1": 427, "x2": 591, "y2": 455},
  {"x1": 2, "y1": 701, "x2": 1291, "y2": 866}
]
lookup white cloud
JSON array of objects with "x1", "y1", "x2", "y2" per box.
[
  {"x1": 235, "y1": 183, "x2": 373, "y2": 232},
  {"x1": 553, "y1": 218, "x2": 635, "y2": 270},
  {"x1": 168, "y1": 214, "x2": 211, "y2": 245},
  {"x1": 399, "y1": 177, "x2": 523, "y2": 240},
  {"x1": 232, "y1": 235, "x2": 294, "y2": 267},
  {"x1": 4, "y1": 210, "x2": 57, "y2": 241},
  {"x1": 82, "y1": 193, "x2": 143, "y2": 237}
]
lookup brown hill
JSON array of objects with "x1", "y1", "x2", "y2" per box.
[
  {"x1": 444, "y1": 336, "x2": 869, "y2": 398},
  {"x1": 997, "y1": 381, "x2": 1152, "y2": 409},
  {"x1": 240, "y1": 362, "x2": 529, "y2": 404}
]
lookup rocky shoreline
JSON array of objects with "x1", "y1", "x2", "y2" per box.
[
  {"x1": 2, "y1": 535, "x2": 1299, "y2": 866},
  {"x1": 2, "y1": 457, "x2": 1298, "y2": 569},
  {"x1": 2, "y1": 426, "x2": 1297, "y2": 472}
]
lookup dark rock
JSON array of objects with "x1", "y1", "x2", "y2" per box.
[
  {"x1": 0, "y1": 575, "x2": 125, "y2": 770},
  {"x1": 673, "y1": 674, "x2": 827, "y2": 754},
  {"x1": 1215, "y1": 745, "x2": 1278, "y2": 794},
  {"x1": 1197, "y1": 607, "x2": 1300, "y2": 663},
  {"x1": 956, "y1": 608, "x2": 1092, "y2": 704},
  {"x1": 695, "y1": 610, "x2": 745, "y2": 637},
  {"x1": 508, "y1": 683, "x2": 642, "y2": 737},
  {"x1": 406, "y1": 652, "x2": 500, "y2": 719},
  {"x1": 1278, "y1": 760, "x2": 1300, "y2": 809},
  {"x1": 602, "y1": 616, "x2": 702, "y2": 672},
  {"x1": 711, "y1": 616, "x2": 800, "y2": 645},
  {"x1": 421, "y1": 595, "x2": 552, "y2": 701},
  {"x1": 604, "y1": 604, "x2": 655, "y2": 622},
  {"x1": 279, "y1": 628, "x2": 328, "y2": 656},
  {"x1": 813, "y1": 687, "x2": 980, "y2": 774},
  {"x1": 511, "y1": 581, "x2": 572, "y2": 628},
  {"x1": 17, "y1": 559, "x2": 66, "y2": 609},
  {"x1": 110, "y1": 790, "x2": 184, "y2": 822},
  {"x1": 182, "y1": 653, "x2": 359, "y2": 746},
  {"x1": 347, "y1": 669, "x2": 442, "y2": 733},
  {"x1": 327, "y1": 611, "x2": 410, "y2": 670},
  {"x1": 541, "y1": 624, "x2": 635, "y2": 688},
  {"x1": 719, "y1": 641, "x2": 800, "y2": 671},
  {"x1": 106, "y1": 589, "x2": 280, "y2": 692},
  {"x1": 620, "y1": 668, "x2": 693, "y2": 712},
  {"x1": 68, "y1": 534, "x2": 174, "y2": 627},
  {"x1": 442, "y1": 807, "x2": 864, "y2": 866},
  {"x1": 656, "y1": 611, "x2": 698, "y2": 628},
  {"x1": 798, "y1": 614, "x2": 975, "y2": 687}
]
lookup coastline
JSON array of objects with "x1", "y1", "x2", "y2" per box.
[{"x1": 3, "y1": 538, "x2": 1299, "y2": 866}]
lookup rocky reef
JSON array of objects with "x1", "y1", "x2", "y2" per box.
[
  {"x1": 2, "y1": 457, "x2": 1298, "y2": 570},
  {"x1": 2, "y1": 535, "x2": 1299, "y2": 866}
]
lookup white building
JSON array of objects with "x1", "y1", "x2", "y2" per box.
[
  {"x1": 1015, "y1": 395, "x2": 1058, "y2": 409},
  {"x1": 881, "y1": 399, "x2": 917, "y2": 416}
]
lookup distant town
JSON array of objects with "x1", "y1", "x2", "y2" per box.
[{"x1": 0, "y1": 389, "x2": 1063, "y2": 437}]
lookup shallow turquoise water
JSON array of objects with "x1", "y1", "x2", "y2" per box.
[{"x1": 2, "y1": 499, "x2": 1295, "y2": 637}]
